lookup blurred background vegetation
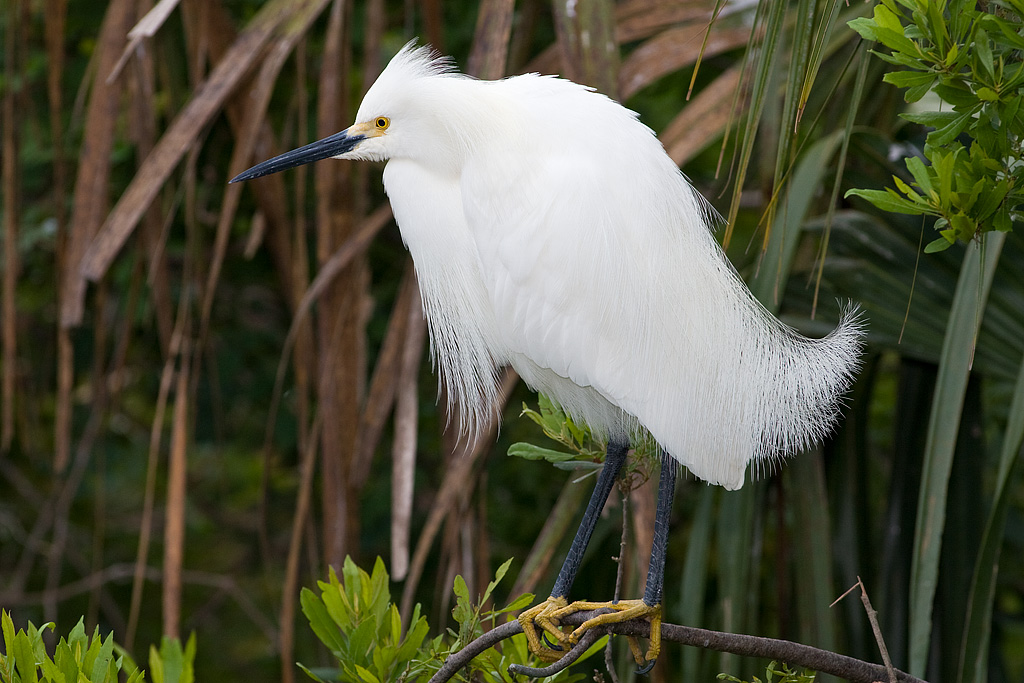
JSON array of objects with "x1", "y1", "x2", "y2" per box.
[{"x1": 1, "y1": 0, "x2": 1022, "y2": 682}]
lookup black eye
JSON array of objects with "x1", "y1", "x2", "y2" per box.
[{"x1": 375, "y1": 117, "x2": 390, "y2": 130}]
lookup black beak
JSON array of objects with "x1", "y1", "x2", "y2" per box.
[{"x1": 230, "y1": 128, "x2": 365, "y2": 183}]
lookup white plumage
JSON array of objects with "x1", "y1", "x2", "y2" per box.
[{"x1": 239, "y1": 44, "x2": 865, "y2": 491}]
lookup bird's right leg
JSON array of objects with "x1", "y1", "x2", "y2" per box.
[{"x1": 518, "y1": 439, "x2": 629, "y2": 661}]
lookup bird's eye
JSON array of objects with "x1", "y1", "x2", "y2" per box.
[{"x1": 375, "y1": 117, "x2": 390, "y2": 130}]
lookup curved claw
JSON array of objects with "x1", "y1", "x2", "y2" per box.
[
  {"x1": 541, "y1": 631, "x2": 563, "y2": 652},
  {"x1": 636, "y1": 658, "x2": 657, "y2": 676}
]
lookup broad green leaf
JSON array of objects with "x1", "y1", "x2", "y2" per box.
[
  {"x1": 149, "y1": 637, "x2": 179, "y2": 683},
  {"x1": 930, "y1": 111, "x2": 974, "y2": 146},
  {"x1": 934, "y1": 82, "x2": 980, "y2": 107},
  {"x1": 894, "y1": 174, "x2": 926, "y2": 203},
  {"x1": 149, "y1": 646, "x2": 164, "y2": 683},
  {"x1": 900, "y1": 110, "x2": 962, "y2": 128},
  {"x1": 507, "y1": 443, "x2": 577, "y2": 462},
  {"x1": 872, "y1": 2, "x2": 906, "y2": 35},
  {"x1": 353, "y1": 664, "x2": 381, "y2": 683},
  {"x1": 975, "y1": 86, "x2": 999, "y2": 102},
  {"x1": 909, "y1": 155, "x2": 933, "y2": 196},
  {"x1": 296, "y1": 663, "x2": 329, "y2": 683},
  {"x1": 974, "y1": 29, "x2": 995, "y2": 81},
  {"x1": 974, "y1": 179, "x2": 1010, "y2": 220},
  {"x1": 496, "y1": 593, "x2": 534, "y2": 615},
  {"x1": 883, "y1": 69, "x2": 935, "y2": 90},
  {"x1": 13, "y1": 631, "x2": 38, "y2": 683},
  {"x1": 845, "y1": 187, "x2": 929, "y2": 214},
  {"x1": 300, "y1": 588, "x2": 346, "y2": 653},
  {"x1": 847, "y1": 16, "x2": 879, "y2": 42},
  {"x1": 482, "y1": 558, "x2": 513, "y2": 605},
  {"x1": 958, "y1": 348, "x2": 1024, "y2": 683},
  {"x1": 909, "y1": 233, "x2": 1006, "y2": 676},
  {"x1": 925, "y1": 236, "x2": 955, "y2": 253}
]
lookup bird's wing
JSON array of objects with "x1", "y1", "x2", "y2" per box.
[
  {"x1": 460, "y1": 144, "x2": 724, "y2": 447},
  {"x1": 461, "y1": 141, "x2": 861, "y2": 491}
]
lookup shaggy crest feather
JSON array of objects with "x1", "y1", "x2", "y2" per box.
[{"x1": 342, "y1": 44, "x2": 863, "y2": 486}]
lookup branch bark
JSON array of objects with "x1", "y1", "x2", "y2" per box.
[{"x1": 426, "y1": 610, "x2": 929, "y2": 683}]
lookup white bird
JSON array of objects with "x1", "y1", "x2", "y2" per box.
[{"x1": 232, "y1": 43, "x2": 864, "y2": 670}]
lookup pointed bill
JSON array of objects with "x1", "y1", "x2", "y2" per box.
[{"x1": 230, "y1": 128, "x2": 365, "y2": 182}]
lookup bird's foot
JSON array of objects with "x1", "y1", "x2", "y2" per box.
[
  {"x1": 518, "y1": 597, "x2": 662, "y2": 668},
  {"x1": 517, "y1": 596, "x2": 571, "y2": 661}
]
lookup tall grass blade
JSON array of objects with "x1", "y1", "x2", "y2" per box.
[{"x1": 723, "y1": 0, "x2": 785, "y2": 247}]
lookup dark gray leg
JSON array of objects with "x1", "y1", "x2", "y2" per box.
[
  {"x1": 643, "y1": 451, "x2": 677, "y2": 607},
  {"x1": 634, "y1": 451, "x2": 676, "y2": 675},
  {"x1": 549, "y1": 439, "x2": 629, "y2": 600}
]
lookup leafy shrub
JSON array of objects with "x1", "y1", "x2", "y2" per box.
[
  {"x1": 847, "y1": 0, "x2": 1024, "y2": 250},
  {"x1": 298, "y1": 556, "x2": 602, "y2": 683},
  {"x1": 0, "y1": 610, "x2": 194, "y2": 683}
]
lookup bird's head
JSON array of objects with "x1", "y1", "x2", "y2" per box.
[{"x1": 231, "y1": 43, "x2": 471, "y2": 183}]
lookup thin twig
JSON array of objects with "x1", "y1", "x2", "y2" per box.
[
  {"x1": 604, "y1": 485, "x2": 630, "y2": 683},
  {"x1": 858, "y1": 577, "x2": 897, "y2": 683}
]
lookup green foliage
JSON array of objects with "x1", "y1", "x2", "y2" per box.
[
  {"x1": 148, "y1": 634, "x2": 196, "y2": 683},
  {"x1": 509, "y1": 395, "x2": 607, "y2": 470},
  {"x1": 847, "y1": 0, "x2": 1023, "y2": 250},
  {"x1": 299, "y1": 557, "x2": 434, "y2": 683},
  {"x1": 717, "y1": 661, "x2": 817, "y2": 683},
  {"x1": 0, "y1": 610, "x2": 145, "y2": 683},
  {"x1": 298, "y1": 556, "x2": 597, "y2": 683},
  {"x1": 509, "y1": 395, "x2": 657, "y2": 484}
]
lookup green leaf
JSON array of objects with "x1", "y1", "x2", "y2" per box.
[
  {"x1": 353, "y1": 664, "x2": 381, "y2": 683},
  {"x1": 874, "y1": 26, "x2": 921, "y2": 56},
  {"x1": 295, "y1": 663, "x2": 329, "y2": 683},
  {"x1": 1, "y1": 612, "x2": 16, "y2": 672},
  {"x1": 844, "y1": 187, "x2": 929, "y2": 215},
  {"x1": 872, "y1": 2, "x2": 906, "y2": 35},
  {"x1": 13, "y1": 631, "x2": 39, "y2": 683},
  {"x1": 934, "y1": 81, "x2": 980, "y2": 107},
  {"x1": 893, "y1": 174, "x2": 925, "y2": 202},
  {"x1": 908, "y1": 234, "x2": 1006, "y2": 676},
  {"x1": 994, "y1": 16, "x2": 1024, "y2": 50},
  {"x1": 301, "y1": 588, "x2": 346, "y2": 653},
  {"x1": 507, "y1": 443, "x2": 577, "y2": 462},
  {"x1": 453, "y1": 574, "x2": 469, "y2": 604},
  {"x1": 497, "y1": 593, "x2": 535, "y2": 614},
  {"x1": 482, "y1": 558, "x2": 513, "y2": 605},
  {"x1": 974, "y1": 29, "x2": 995, "y2": 82},
  {"x1": 975, "y1": 86, "x2": 999, "y2": 101},
  {"x1": 900, "y1": 110, "x2": 961, "y2": 128},
  {"x1": 924, "y1": 236, "x2": 954, "y2": 252},
  {"x1": 149, "y1": 637, "x2": 181, "y2": 683},
  {"x1": 883, "y1": 69, "x2": 936, "y2": 95},
  {"x1": 974, "y1": 179, "x2": 1009, "y2": 220},
  {"x1": 930, "y1": 111, "x2": 974, "y2": 146},
  {"x1": 994, "y1": 207, "x2": 1013, "y2": 232},
  {"x1": 958, "y1": 346, "x2": 1024, "y2": 683},
  {"x1": 847, "y1": 16, "x2": 880, "y2": 42}
]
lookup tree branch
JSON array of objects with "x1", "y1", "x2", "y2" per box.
[{"x1": 427, "y1": 610, "x2": 929, "y2": 683}]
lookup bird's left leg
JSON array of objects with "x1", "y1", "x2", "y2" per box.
[
  {"x1": 547, "y1": 451, "x2": 677, "y2": 671},
  {"x1": 518, "y1": 439, "x2": 629, "y2": 660}
]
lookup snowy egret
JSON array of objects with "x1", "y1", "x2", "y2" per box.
[{"x1": 232, "y1": 43, "x2": 864, "y2": 668}]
